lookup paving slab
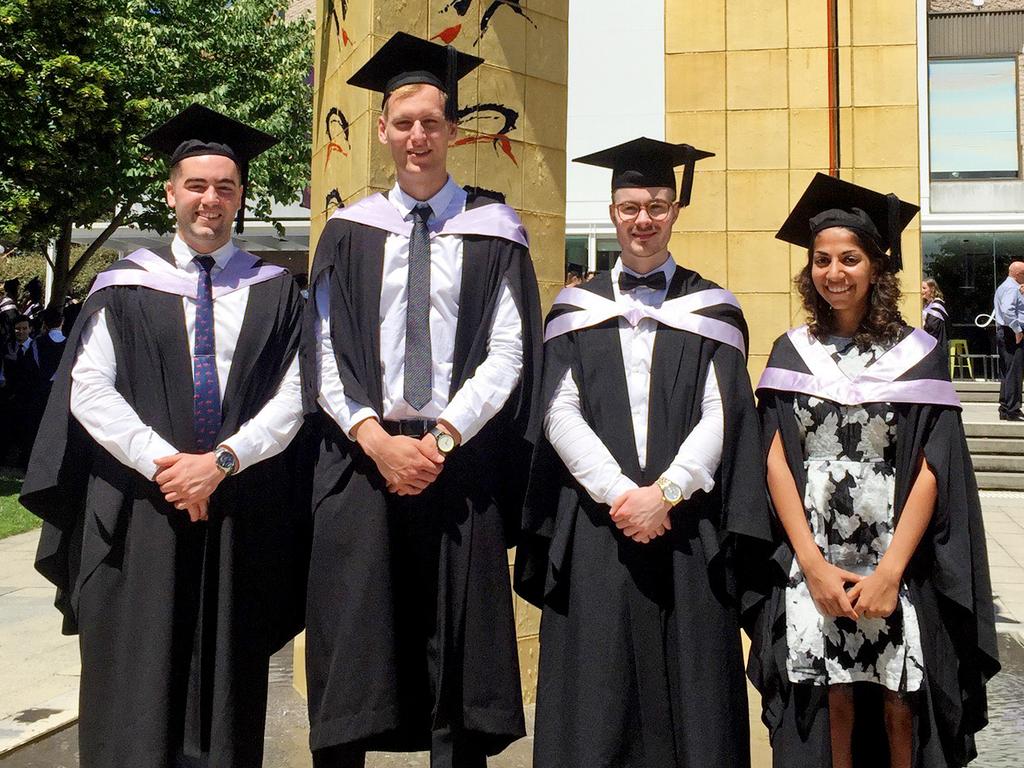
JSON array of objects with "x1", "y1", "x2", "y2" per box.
[{"x1": 0, "y1": 530, "x2": 80, "y2": 757}]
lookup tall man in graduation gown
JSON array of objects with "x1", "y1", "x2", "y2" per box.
[
  {"x1": 20, "y1": 106, "x2": 310, "y2": 768},
  {"x1": 515, "y1": 138, "x2": 773, "y2": 767},
  {"x1": 302, "y1": 33, "x2": 542, "y2": 768}
]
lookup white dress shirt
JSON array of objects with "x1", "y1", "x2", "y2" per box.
[
  {"x1": 316, "y1": 176, "x2": 524, "y2": 444},
  {"x1": 994, "y1": 276, "x2": 1024, "y2": 333},
  {"x1": 545, "y1": 257, "x2": 724, "y2": 506},
  {"x1": 70, "y1": 235, "x2": 303, "y2": 480}
]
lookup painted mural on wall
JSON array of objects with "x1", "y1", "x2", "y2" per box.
[
  {"x1": 454, "y1": 102, "x2": 520, "y2": 165},
  {"x1": 325, "y1": 0, "x2": 353, "y2": 48},
  {"x1": 317, "y1": 0, "x2": 530, "y2": 206},
  {"x1": 324, "y1": 106, "x2": 351, "y2": 166},
  {"x1": 435, "y1": 0, "x2": 536, "y2": 45},
  {"x1": 324, "y1": 188, "x2": 344, "y2": 215}
]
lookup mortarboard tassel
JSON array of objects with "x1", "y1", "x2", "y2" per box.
[
  {"x1": 445, "y1": 45, "x2": 459, "y2": 124},
  {"x1": 886, "y1": 192, "x2": 901, "y2": 272},
  {"x1": 236, "y1": 161, "x2": 249, "y2": 234}
]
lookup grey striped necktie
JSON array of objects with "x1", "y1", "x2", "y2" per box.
[{"x1": 404, "y1": 202, "x2": 433, "y2": 410}]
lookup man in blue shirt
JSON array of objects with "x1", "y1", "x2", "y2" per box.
[{"x1": 994, "y1": 259, "x2": 1024, "y2": 420}]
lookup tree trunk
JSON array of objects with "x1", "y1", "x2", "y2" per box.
[
  {"x1": 45, "y1": 199, "x2": 135, "y2": 312},
  {"x1": 46, "y1": 219, "x2": 74, "y2": 312}
]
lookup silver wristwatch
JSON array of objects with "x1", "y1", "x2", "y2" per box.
[{"x1": 214, "y1": 446, "x2": 238, "y2": 476}]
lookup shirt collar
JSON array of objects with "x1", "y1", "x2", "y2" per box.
[
  {"x1": 171, "y1": 234, "x2": 238, "y2": 272},
  {"x1": 611, "y1": 255, "x2": 676, "y2": 299},
  {"x1": 48, "y1": 328, "x2": 66, "y2": 343},
  {"x1": 389, "y1": 176, "x2": 465, "y2": 223}
]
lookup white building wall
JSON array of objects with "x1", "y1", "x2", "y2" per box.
[{"x1": 566, "y1": 0, "x2": 665, "y2": 228}]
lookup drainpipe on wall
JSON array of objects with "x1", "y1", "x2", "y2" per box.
[{"x1": 827, "y1": 0, "x2": 841, "y2": 177}]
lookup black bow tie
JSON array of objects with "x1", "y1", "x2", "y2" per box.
[{"x1": 618, "y1": 271, "x2": 666, "y2": 293}]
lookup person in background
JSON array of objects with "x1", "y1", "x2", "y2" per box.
[
  {"x1": 920, "y1": 277, "x2": 948, "y2": 352},
  {"x1": 3, "y1": 314, "x2": 41, "y2": 466},
  {"x1": 0, "y1": 278, "x2": 19, "y2": 345},
  {"x1": 35, "y1": 306, "x2": 67, "y2": 384},
  {"x1": 20, "y1": 276, "x2": 43, "y2": 320},
  {"x1": 994, "y1": 259, "x2": 1024, "y2": 421}
]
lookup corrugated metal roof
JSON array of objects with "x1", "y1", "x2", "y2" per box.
[{"x1": 930, "y1": 11, "x2": 1024, "y2": 56}]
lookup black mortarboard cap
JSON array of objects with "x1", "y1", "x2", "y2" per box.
[
  {"x1": 572, "y1": 137, "x2": 715, "y2": 207},
  {"x1": 141, "y1": 104, "x2": 279, "y2": 234},
  {"x1": 776, "y1": 172, "x2": 919, "y2": 272},
  {"x1": 348, "y1": 32, "x2": 483, "y2": 123}
]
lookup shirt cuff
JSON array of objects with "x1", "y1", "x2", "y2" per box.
[
  {"x1": 345, "y1": 408, "x2": 380, "y2": 440},
  {"x1": 436, "y1": 405, "x2": 474, "y2": 444},
  {"x1": 660, "y1": 465, "x2": 715, "y2": 501},
  {"x1": 603, "y1": 475, "x2": 639, "y2": 506},
  {"x1": 137, "y1": 435, "x2": 179, "y2": 481}
]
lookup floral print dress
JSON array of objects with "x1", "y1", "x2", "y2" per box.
[{"x1": 785, "y1": 337, "x2": 925, "y2": 693}]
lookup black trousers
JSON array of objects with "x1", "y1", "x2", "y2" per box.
[
  {"x1": 997, "y1": 325, "x2": 1024, "y2": 417},
  {"x1": 312, "y1": 489, "x2": 487, "y2": 768},
  {"x1": 312, "y1": 727, "x2": 486, "y2": 768}
]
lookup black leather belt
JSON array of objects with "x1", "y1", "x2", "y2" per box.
[{"x1": 381, "y1": 418, "x2": 436, "y2": 436}]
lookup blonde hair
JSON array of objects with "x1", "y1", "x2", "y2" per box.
[
  {"x1": 381, "y1": 83, "x2": 450, "y2": 120},
  {"x1": 922, "y1": 277, "x2": 943, "y2": 300}
]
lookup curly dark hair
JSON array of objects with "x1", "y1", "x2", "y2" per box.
[{"x1": 795, "y1": 228, "x2": 905, "y2": 348}]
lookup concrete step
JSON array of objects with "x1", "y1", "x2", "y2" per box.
[
  {"x1": 955, "y1": 382, "x2": 1024, "y2": 403},
  {"x1": 971, "y1": 454, "x2": 1024, "y2": 473},
  {"x1": 975, "y1": 471, "x2": 1024, "y2": 492},
  {"x1": 961, "y1": 391, "x2": 1000, "y2": 403},
  {"x1": 968, "y1": 437, "x2": 1024, "y2": 454},
  {"x1": 965, "y1": 422, "x2": 1024, "y2": 438},
  {"x1": 956, "y1": 382, "x2": 1000, "y2": 392}
]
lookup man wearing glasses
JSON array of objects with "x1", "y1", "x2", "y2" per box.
[{"x1": 515, "y1": 138, "x2": 772, "y2": 767}]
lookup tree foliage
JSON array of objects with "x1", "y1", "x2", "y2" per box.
[{"x1": 0, "y1": 0, "x2": 313, "y2": 307}]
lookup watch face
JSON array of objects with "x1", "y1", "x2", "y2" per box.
[
  {"x1": 662, "y1": 481, "x2": 682, "y2": 503},
  {"x1": 216, "y1": 450, "x2": 236, "y2": 472},
  {"x1": 436, "y1": 432, "x2": 456, "y2": 453}
]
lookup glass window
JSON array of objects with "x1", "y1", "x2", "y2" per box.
[
  {"x1": 922, "y1": 231, "x2": 1024, "y2": 371},
  {"x1": 595, "y1": 237, "x2": 621, "y2": 272},
  {"x1": 929, "y1": 58, "x2": 1019, "y2": 180},
  {"x1": 565, "y1": 236, "x2": 588, "y2": 269}
]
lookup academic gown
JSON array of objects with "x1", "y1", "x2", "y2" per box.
[
  {"x1": 922, "y1": 298, "x2": 949, "y2": 353},
  {"x1": 514, "y1": 269, "x2": 773, "y2": 768},
  {"x1": 749, "y1": 326, "x2": 1000, "y2": 768},
  {"x1": 300, "y1": 188, "x2": 543, "y2": 755},
  {"x1": 20, "y1": 247, "x2": 312, "y2": 768}
]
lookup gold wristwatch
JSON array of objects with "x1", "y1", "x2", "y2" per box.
[{"x1": 656, "y1": 476, "x2": 683, "y2": 506}]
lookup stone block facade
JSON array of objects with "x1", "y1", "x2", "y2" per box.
[{"x1": 665, "y1": 0, "x2": 923, "y2": 381}]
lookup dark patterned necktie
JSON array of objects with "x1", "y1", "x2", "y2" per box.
[
  {"x1": 192, "y1": 255, "x2": 221, "y2": 451},
  {"x1": 404, "y1": 202, "x2": 433, "y2": 410}
]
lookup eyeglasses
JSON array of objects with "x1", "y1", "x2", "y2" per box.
[{"x1": 613, "y1": 200, "x2": 675, "y2": 222}]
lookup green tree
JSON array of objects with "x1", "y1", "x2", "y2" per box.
[{"x1": 0, "y1": 0, "x2": 312, "y2": 309}]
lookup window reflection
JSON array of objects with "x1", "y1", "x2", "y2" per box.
[{"x1": 929, "y1": 58, "x2": 1019, "y2": 180}]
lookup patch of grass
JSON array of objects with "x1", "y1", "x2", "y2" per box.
[{"x1": 0, "y1": 476, "x2": 40, "y2": 539}]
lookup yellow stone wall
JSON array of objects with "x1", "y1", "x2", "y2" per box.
[
  {"x1": 301, "y1": 0, "x2": 568, "y2": 706},
  {"x1": 309, "y1": 0, "x2": 568, "y2": 308},
  {"x1": 665, "y1": 0, "x2": 923, "y2": 383}
]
